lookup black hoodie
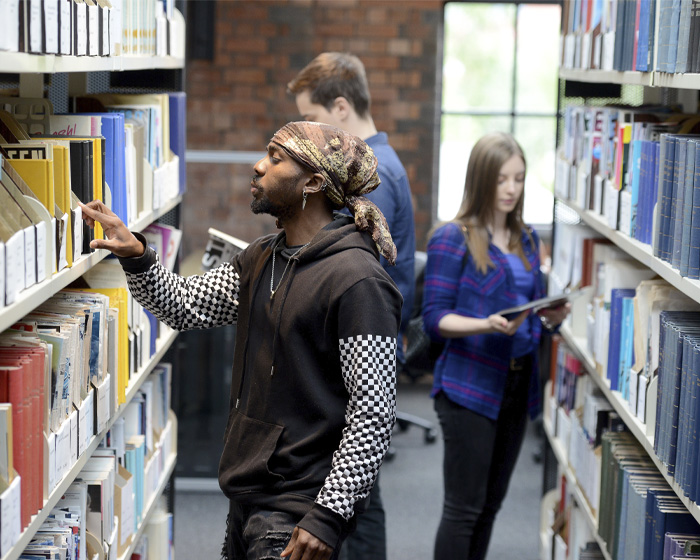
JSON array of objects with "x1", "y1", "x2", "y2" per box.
[{"x1": 120, "y1": 214, "x2": 402, "y2": 548}]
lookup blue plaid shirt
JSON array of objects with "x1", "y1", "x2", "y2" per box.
[{"x1": 422, "y1": 222, "x2": 544, "y2": 420}]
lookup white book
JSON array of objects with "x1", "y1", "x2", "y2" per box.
[
  {"x1": 44, "y1": 0, "x2": 60, "y2": 54},
  {"x1": 0, "y1": 1, "x2": 20, "y2": 52}
]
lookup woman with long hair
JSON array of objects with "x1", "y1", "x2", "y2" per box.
[{"x1": 423, "y1": 132, "x2": 567, "y2": 560}]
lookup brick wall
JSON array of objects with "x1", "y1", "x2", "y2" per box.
[{"x1": 182, "y1": 0, "x2": 443, "y2": 259}]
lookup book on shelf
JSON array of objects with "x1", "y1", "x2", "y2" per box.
[
  {"x1": 2, "y1": 157, "x2": 54, "y2": 285},
  {"x1": 144, "y1": 501, "x2": 173, "y2": 560},
  {"x1": 690, "y1": 0, "x2": 700, "y2": 73},
  {"x1": 168, "y1": 92, "x2": 187, "y2": 195},
  {"x1": 0, "y1": 173, "x2": 39, "y2": 296},
  {"x1": 607, "y1": 288, "x2": 636, "y2": 392},
  {"x1": 78, "y1": 454, "x2": 116, "y2": 545},
  {"x1": 142, "y1": 223, "x2": 182, "y2": 272},
  {"x1": 664, "y1": 532, "x2": 700, "y2": 559}
]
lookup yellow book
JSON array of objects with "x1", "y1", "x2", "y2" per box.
[
  {"x1": 29, "y1": 134, "x2": 105, "y2": 240},
  {"x1": 71, "y1": 287, "x2": 129, "y2": 404},
  {"x1": 90, "y1": 137, "x2": 104, "y2": 239},
  {"x1": 8, "y1": 158, "x2": 56, "y2": 217},
  {"x1": 51, "y1": 145, "x2": 73, "y2": 267}
]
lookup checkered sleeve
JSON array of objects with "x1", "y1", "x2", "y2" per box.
[
  {"x1": 122, "y1": 249, "x2": 240, "y2": 332},
  {"x1": 313, "y1": 280, "x2": 399, "y2": 522},
  {"x1": 313, "y1": 334, "x2": 397, "y2": 520}
]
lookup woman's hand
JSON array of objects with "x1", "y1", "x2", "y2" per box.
[
  {"x1": 486, "y1": 310, "x2": 530, "y2": 336},
  {"x1": 80, "y1": 200, "x2": 145, "y2": 258},
  {"x1": 537, "y1": 303, "x2": 571, "y2": 331}
]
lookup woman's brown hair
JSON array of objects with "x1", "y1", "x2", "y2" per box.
[{"x1": 433, "y1": 132, "x2": 534, "y2": 275}]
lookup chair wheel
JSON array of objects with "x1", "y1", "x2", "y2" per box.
[
  {"x1": 397, "y1": 419, "x2": 410, "y2": 431},
  {"x1": 385, "y1": 447, "x2": 397, "y2": 462},
  {"x1": 425, "y1": 428, "x2": 438, "y2": 443}
]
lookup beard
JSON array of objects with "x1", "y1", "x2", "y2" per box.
[{"x1": 250, "y1": 183, "x2": 296, "y2": 223}]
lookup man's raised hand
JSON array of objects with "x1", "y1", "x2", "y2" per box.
[{"x1": 79, "y1": 200, "x2": 145, "y2": 258}]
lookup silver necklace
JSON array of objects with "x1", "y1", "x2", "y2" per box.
[{"x1": 270, "y1": 242, "x2": 310, "y2": 299}]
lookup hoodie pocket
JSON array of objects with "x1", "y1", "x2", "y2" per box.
[{"x1": 219, "y1": 410, "x2": 286, "y2": 490}]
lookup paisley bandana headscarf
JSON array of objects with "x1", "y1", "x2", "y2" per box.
[{"x1": 270, "y1": 121, "x2": 397, "y2": 265}]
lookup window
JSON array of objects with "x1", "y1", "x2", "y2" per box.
[{"x1": 439, "y1": 1, "x2": 561, "y2": 225}]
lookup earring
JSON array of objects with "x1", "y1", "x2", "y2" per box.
[{"x1": 302, "y1": 189, "x2": 307, "y2": 210}]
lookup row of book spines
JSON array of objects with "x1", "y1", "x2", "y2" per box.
[
  {"x1": 0, "y1": 0, "x2": 175, "y2": 57},
  {"x1": 653, "y1": 314, "x2": 700, "y2": 503},
  {"x1": 0, "y1": 370, "x2": 172, "y2": 550},
  {"x1": 598, "y1": 431, "x2": 700, "y2": 560},
  {"x1": 562, "y1": 0, "x2": 700, "y2": 74},
  {"x1": 1, "y1": 91, "x2": 187, "y2": 227},
  {"x1": 562, "y1": 0, "x2": 657, "y2": 72},
  {"x1": 558, "y1": 135, "x2": 700, "y2": 280},
  {"x1": 547, "y1": 390, "x2": 700, "y2": 560},
  {"x1": 18, "y1": 417, "x2": 174, "y2": 560},
  {"x1": 653, "y1": 137, "x2": 700, "y2": 278},
  {"x1": 0, "y1": 347, "x2": 45, "y2": 530},
  {"x1": 0, "y1": 310, "x2": 161, "y2": 529},
  {"x1": 547, "y1": 338, "x2": 700, "y2": 558}
]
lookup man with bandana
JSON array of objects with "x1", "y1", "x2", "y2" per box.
[{"x1": 79, "y1": 122, "x2": 402, "y2": 560}]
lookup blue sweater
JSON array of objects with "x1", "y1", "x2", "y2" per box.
[{"x1": 422, "y1": 222, "x2": 543, "y2": 420}]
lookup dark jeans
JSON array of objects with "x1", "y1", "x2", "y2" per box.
[
  {"x1": 338, "y1": 475, "x2": 386, "y2": 560},
  {"x1": 222, "y1": 503, "x2": 343, "y2": 560},
  {"x1": 433, "y1": 357, "x2": 531, "y2": 560}
]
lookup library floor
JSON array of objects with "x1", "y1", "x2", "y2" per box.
[{"x1": 172, "y1": 375, "x2": 544, "y2": 560}]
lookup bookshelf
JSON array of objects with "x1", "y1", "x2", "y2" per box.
[
  {"x1": 548, "y1": 6, "x2": 700, "y2": 558},
  {"x1": 0, "y1": 6, "x2": 185, "y2": 559},
  {"x1": 542, "y1": 381, "x2": 612, "y2": 560}
]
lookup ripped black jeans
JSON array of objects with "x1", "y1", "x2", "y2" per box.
[{"x1": 222, "y1": 503, "x2": 342, "y2": 560}]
